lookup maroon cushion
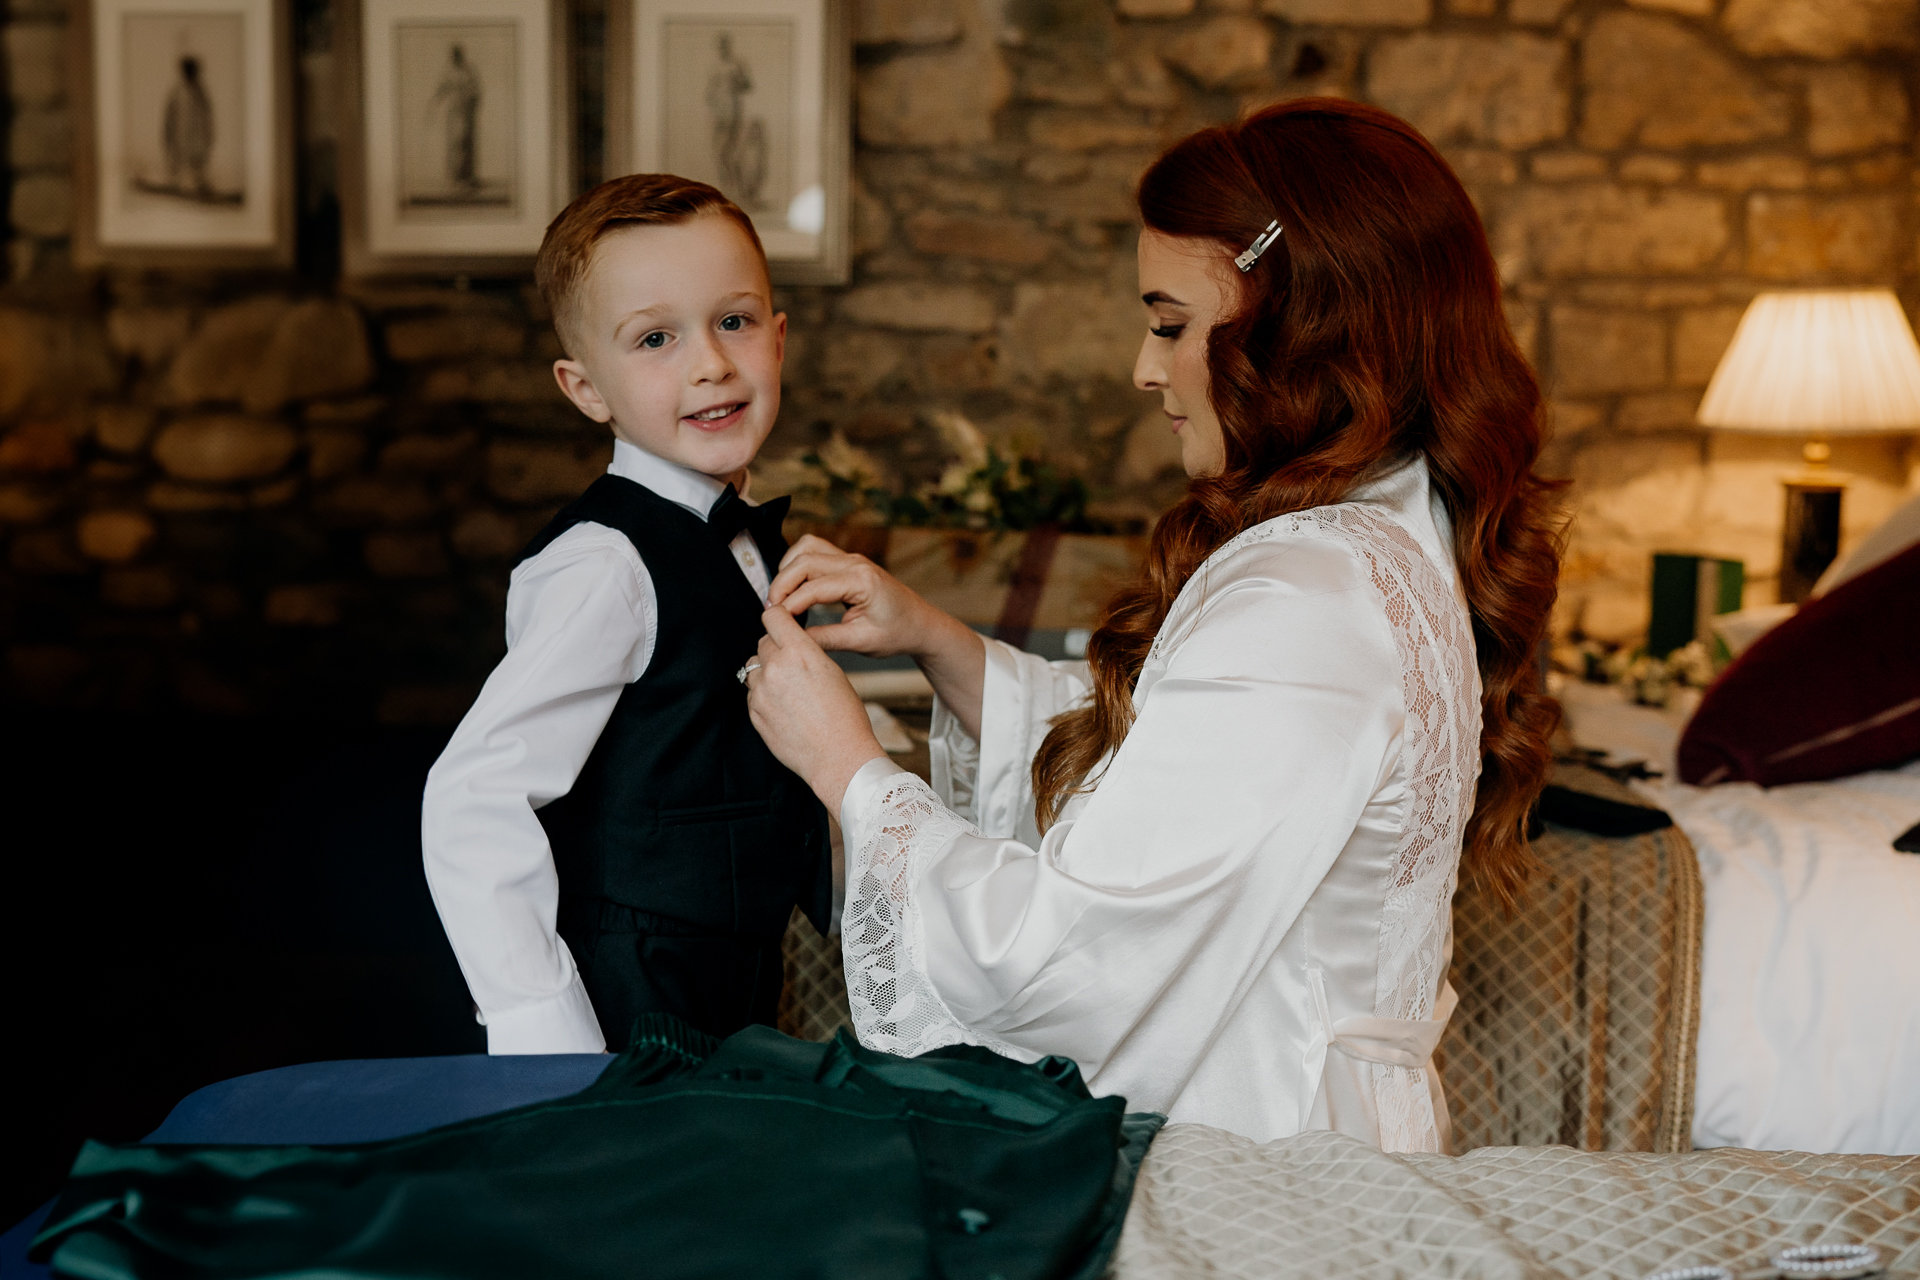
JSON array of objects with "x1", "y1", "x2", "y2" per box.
[{"x1": 1678, "y1": 541, "x2": 1920, "y2": 787}]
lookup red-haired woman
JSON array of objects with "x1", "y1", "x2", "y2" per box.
[{"x1": 744, "y1": 98, "x2": 1562, "y2": 1152}]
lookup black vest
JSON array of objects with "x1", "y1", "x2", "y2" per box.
[{"x1": 515, "y1": 475, "x2": 832, "y2": 940}]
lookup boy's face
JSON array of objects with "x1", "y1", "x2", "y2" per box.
[{"x1": 552, "y1": 212, "x2": 785, "y2": 483}]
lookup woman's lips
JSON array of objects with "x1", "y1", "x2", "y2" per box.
[{"x1": 683, "y1": 402, "x2": 747, "y2": 432}]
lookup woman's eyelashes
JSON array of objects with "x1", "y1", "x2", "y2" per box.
[{"x1": 1149, "y1": 324, "x2": 1185, "y2": 340}]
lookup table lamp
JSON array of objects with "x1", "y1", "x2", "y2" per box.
[{"x1": 1695, "y1": 288, "x2": 1920, "y2": 602}]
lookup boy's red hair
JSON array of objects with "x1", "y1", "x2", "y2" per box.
[{"x1": 535, "y1": 173, "x2": 766, "y2": 355}]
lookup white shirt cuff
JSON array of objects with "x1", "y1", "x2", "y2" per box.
[
  {"x1": 839, "y1": 756, "x2": 915, "y2": 868},
  {"x1": 482, "y1": 975, "x2": 608, "y2": 1055}
]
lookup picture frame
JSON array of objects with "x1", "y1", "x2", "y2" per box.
[
  {"x1": 610, "y1": 0, "x2": 850, "y2": 286},
  {"x1": 338, "y1": 0, "x2": 571, "y2": 275},
  {"x1": 70, "y1": 0, "x2": 295, "y2": 268}
]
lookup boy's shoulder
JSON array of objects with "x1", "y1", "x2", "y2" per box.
[
  {"x1": 516, "y1": 474, "x2": 672, "y2": 568},
  {"x1": 511, "y1": 515, "x2": 649, "y2": 592}
]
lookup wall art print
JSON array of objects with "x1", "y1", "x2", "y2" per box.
[
  {"x1": 73, "y1": 0, "x2": 294, "y2": 266},
  {"x1": 340, "y1": 0, "x2": 570, "y2": 273},
  {"x1": 613, "y1": 0, "x2": 848, "y2": 285}
]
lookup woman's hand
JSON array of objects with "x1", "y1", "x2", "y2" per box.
[
  {"x1": 768, "y1": 535, "x2": 990, "y2": 739},
  {"x1": 745, "y1": 605, "x2": 889, "y2": 816},
  {"x1": 767, "y1": 534, "x2": 935, "y2": 657}
]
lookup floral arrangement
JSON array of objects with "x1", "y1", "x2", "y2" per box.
[
  {"x1": 761, "y1": 412, "x2": 1091, "y2": 533},
  {"x1": 1558, "y1": 636, "x2": 1721, "y2": 708}
]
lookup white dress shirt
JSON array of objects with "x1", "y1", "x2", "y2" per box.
[
  {"x1": 836, "y1": 455, "x2": 1482, "y2": 1151},
  {"x1": 422, "y1": 439, "x2": 773, "y2": 1055}
]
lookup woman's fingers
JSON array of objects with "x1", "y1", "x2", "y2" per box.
[
  {"x1": 768, "y1": 546, "x2": 863, "y2": 606},
  {"x1": 766, "y1": 548, "x2": 935, "y2": 659},
  {"x1": 802, "y1": 620, "x2": 882, "y2": 652},
  {"x1": 776, "y1": 569, "x2": 875, "y2": 619},
  {"x1": 743, "y1": 602, "x2": 890, "y2": 814},
  {"x1": 776, "y1": 533, "x2": 839, "y2": 573},
  {"x1": 761, "y1": 603, "x2": 810, "y2": 645}
]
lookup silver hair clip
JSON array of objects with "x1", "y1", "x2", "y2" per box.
[{"x1": 1234, "y1": 219, "x2": 1283, "y2": 272}]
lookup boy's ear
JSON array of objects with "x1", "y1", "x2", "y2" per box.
[
  {"x1": 553, "y1": 359, "x2": 613, "y2": 423},
  {"x1": 773, "y1": 311, "x2": 787, "y2": 366}
]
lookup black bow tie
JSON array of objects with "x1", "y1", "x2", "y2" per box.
[{"x1": 706, "y1": 485, "x2": 792, "y2": 563}]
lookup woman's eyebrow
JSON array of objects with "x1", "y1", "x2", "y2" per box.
[{"x1": 1141, "y1": 290, "x2": 1188, "y2": 307}]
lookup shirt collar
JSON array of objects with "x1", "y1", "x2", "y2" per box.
[
  {"x1": 1345, "y1": 452, "x2": 1424, "y2": 515},
  {"x1": 1345, "y1": 453, "x2": 1462, "y2": 592},
  {"x1": 607, "y1": 438, "x2": 749, "y2": 520}
]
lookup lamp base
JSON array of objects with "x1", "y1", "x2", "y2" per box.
[{"x1": 1780, "y1": 481, "x2": 1843, "y2": 604}]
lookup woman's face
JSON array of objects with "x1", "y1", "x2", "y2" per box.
[{"x1": 1133, "y1": 229, "x2": 1241, "y2": 479}]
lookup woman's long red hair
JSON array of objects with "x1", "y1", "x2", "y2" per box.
[{"x1": 1032, "y1": 99, "x2": 1564, "y2": 907}]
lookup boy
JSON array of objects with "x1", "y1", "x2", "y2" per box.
[{"x1": 422, "y1": 175, "x2": 831, "y2": 1054}]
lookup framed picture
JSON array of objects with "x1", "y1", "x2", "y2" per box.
[
  {"x1": 611, "y1": 0, "x2": 849, "y2": 285},
  {"x1": 338, "y1": 0, "x2": 571, "y2": 274},
  {"x1": 71, "y1": 0, "x2": 295, "y2": 267}
]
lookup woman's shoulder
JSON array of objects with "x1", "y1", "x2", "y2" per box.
[
  {"x1": 1152, "y1": 496, "x2": 1455, "y2": 666},
  {"x1": 1194, "y1": 498, "x2": 1432, "y2": 597},
  {"x1": 1150, "y1": 507, "x2": 1386, "y2": 660}
]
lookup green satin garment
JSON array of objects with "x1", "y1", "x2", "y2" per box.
[{"x1": 32, "y1": 1019, "x2": 1163, "y2": 1280}]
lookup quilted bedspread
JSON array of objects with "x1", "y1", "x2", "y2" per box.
[{"x1": 1112, "y1": 1125, "x2": 1920, "y2": 1279}]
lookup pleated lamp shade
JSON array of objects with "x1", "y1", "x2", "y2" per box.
[{"x1": 1696, "y1": 289, "x2": 1920, "y2": 434}]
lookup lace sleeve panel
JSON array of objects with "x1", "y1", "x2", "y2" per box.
[{"x1": 841, "y1": 767, "x2": 996, "y2": 1058}]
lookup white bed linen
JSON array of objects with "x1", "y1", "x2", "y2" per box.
[
  {"x1": 1660, "y1": 762, "x2": 1920, "y2": 1155},
  {"x1": 1557, "y1": 682, "x2": 1920, "y2": 1154}
]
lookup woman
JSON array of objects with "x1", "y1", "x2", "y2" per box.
[{"x1": 744, "y1": 99, "x2": 1562, "y2": 1153}]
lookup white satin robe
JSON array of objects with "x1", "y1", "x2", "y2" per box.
[{"x1": 836, "y1": 456, "x2": 1482, "y2": 1151}]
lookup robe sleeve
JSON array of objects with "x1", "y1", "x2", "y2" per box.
[
  {"x1": 839, "y1": 537, "x2": 1404, "y2": 1086},
  {"x1": 928, "y1": 643, "x2": 1089, "y2": 844}
]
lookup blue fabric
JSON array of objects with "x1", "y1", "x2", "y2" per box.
[
  {"x1": 143, "y1": 1053, "x2": 611, "y2": 1145},
  {"x1": 0, "y1": 1204, "x2": 52, "y2": 1280},
  {"x1": 1, "y1": 1054, "x2": 610, "y2": 1279}
]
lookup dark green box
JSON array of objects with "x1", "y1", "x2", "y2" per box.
[{"x1": 1649, "y1": 553, "x2": 1744, "y2": 658}]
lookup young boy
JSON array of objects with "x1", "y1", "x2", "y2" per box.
[{"x1": 422, "y1": 175, "x2": 831, "y2": 1054}]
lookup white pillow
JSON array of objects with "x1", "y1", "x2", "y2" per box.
[{"x1": 1810, "y1": 488, "x2": 1920, "y2": 597}]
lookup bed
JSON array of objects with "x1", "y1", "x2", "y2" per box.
[
  {"x1": 1113, "y1": 1126, "x2": 1920, "y2": 1278},
  {"x1": 1554, "y1": 678, "x2": 1920, "y2": 1156}
]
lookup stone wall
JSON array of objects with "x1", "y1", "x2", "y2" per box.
[{"x1": 2, "y1": 0, "x2": 1917, "y2": 717}]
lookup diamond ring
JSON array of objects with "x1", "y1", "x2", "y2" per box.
[{"x1": 736, "y1": 659, "x2": 762, "y2": 684}]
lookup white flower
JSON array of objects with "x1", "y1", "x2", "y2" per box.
[
  {"x1": 936, "y1": 462, "x2": 973, "y2": 496},
  {"x1": 816, "y1": 431, "x2": 888, "y2": 491},
  {"x1": 930, "y1": 410, "x2": 989, "y2": 472}
]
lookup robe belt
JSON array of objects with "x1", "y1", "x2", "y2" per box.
[{"x1": 1304, "y1": 970, "x2": 1460, "y2": 1070}]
